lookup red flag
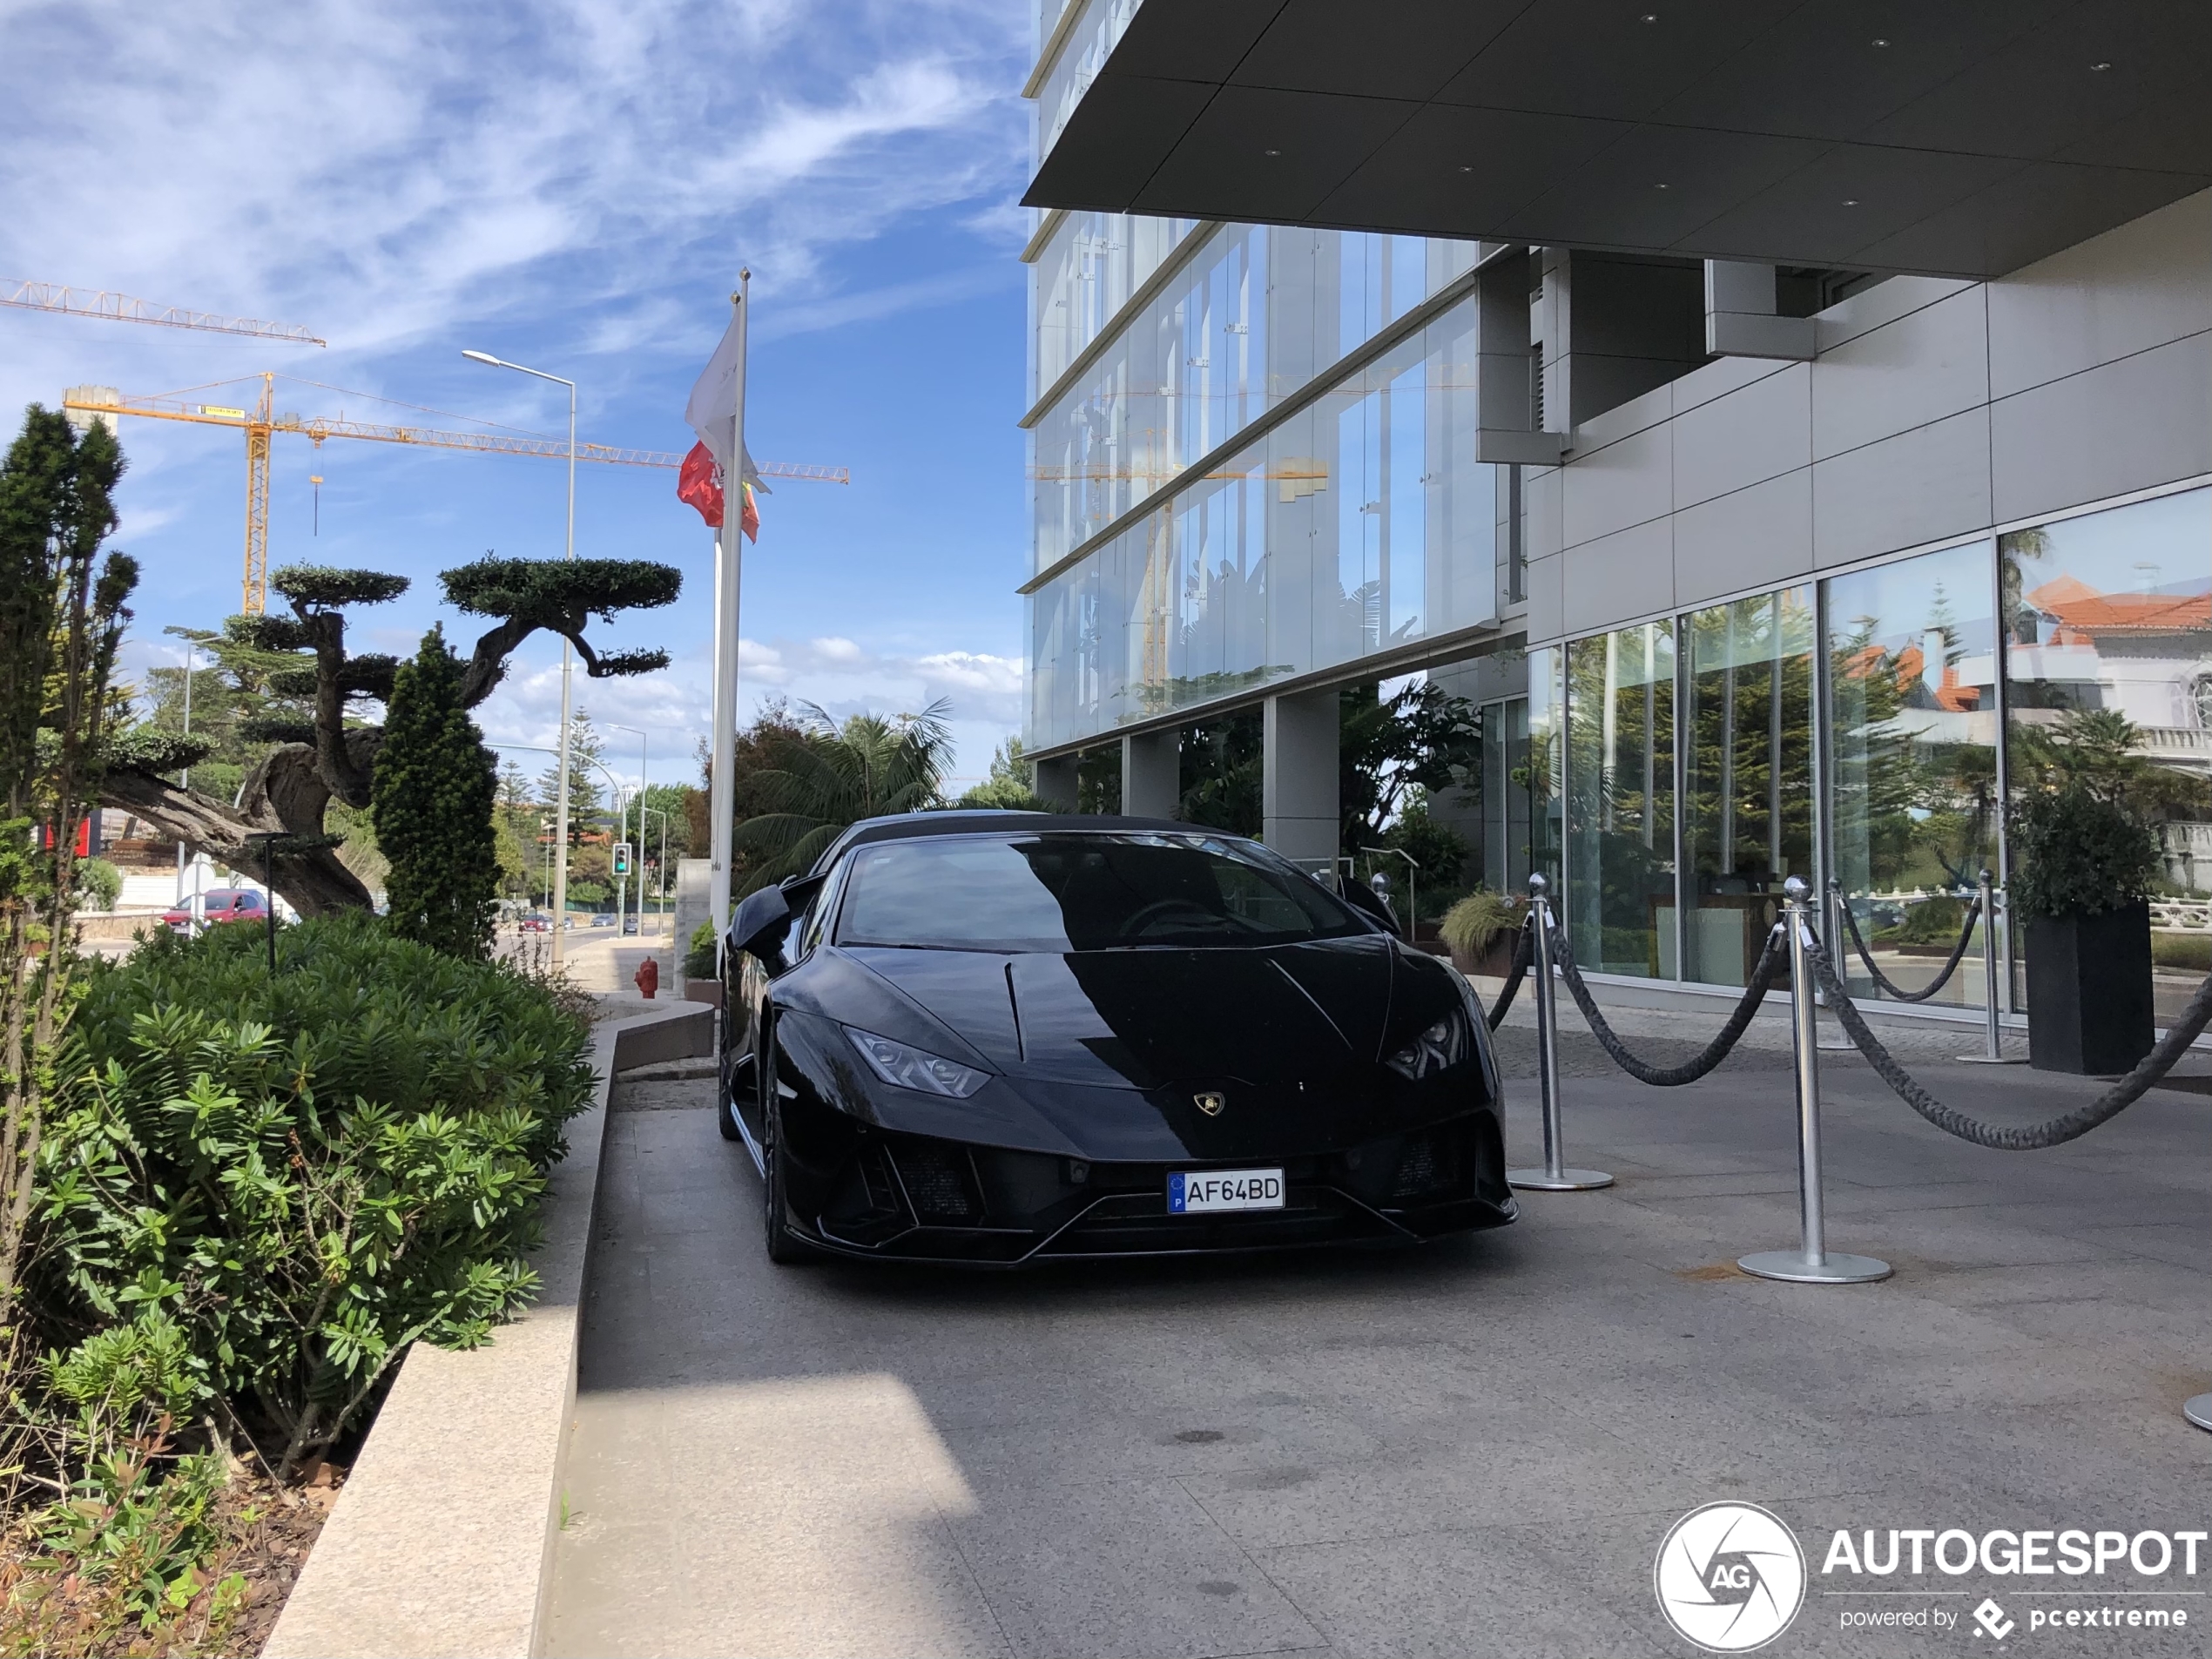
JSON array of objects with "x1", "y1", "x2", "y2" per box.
[
  {"x1": 677, "y1": 442, "x2": 760, "y2": 543},
  {"x1": 678, "y1": 440, "x2": 723, "y2": 528}
]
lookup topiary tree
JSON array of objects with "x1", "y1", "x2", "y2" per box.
[
  {"x1": 101, "y1": 555, "x2": 682, "y2": 917},
  {"x1": 374, "y1": 626, "x2": 500, "y2": 957}
]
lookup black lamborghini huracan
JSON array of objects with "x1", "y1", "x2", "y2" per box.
[{"x1": 716, "y1": 813, "x2": 1514, "y2": 1264}]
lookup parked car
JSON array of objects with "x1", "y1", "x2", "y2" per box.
[
  {"x1": 160, "y1": 887, "x2": 270, "y2": 936},
  {"x1": 718, "y1": 812, "x2": 1513, "y2": 1265},
  {"x1": 517, "y1": 914, "x2": 550, "y2": 934}
]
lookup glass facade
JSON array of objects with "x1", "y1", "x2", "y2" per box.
[
  {"x1": 1030, "y1": 212, "x2": 1199, "y2": 401},
  {"x1": 1527, "y1": 484, "x2": 2211, "y2": 1022},
  {"x1": 1026, "y1": 293, "x2": 1501, "y2": 748},
  {"x1": 1033, "y1": 0, "x2": 1140, "y2": 161},
  {"x1": 1826, "y1": 542, "x2": 2000, "y2": 1010},
  {"x1": 1027, "y1": 225, "x2": 1481, "y2": 574},
  {"x1": 2000, "y1": 488, "x2": 2212, "y2": 1025},
  {"x1": 1565, "y1": 623, "x2": 1675, "y2": 976}
]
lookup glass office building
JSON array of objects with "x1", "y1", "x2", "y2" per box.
[{"x1": 1020, "y1": 0, "x2": 2212, "y2": 1028}]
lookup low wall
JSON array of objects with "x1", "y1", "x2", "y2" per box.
[{"x1": 263, "y1": 1001, "x2": 713, "y2": 1659}]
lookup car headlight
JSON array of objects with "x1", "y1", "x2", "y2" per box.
[
  {"x1": 1386, "y1": 1011, "x2": 1468, "y2": 1081},
  {"x1": 843, "y1": 1027, "x2": 989, "y2": 1098}
]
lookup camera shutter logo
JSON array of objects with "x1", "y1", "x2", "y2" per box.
[{"x1": 1654, "y1": 1502, "x2": 1806, "y2": 1652}]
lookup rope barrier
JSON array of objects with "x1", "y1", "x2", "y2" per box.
[
  {"x1": 1804, "y1": 927, "x2": 2212, "y2": 1150},
  {"x1": 1834, "y1": 885, "x2": 1981, "y2": 1004},
  {"x1": 1548, "y1": 918, "x2": 1786, "y2": 1086},
  {"x1": 1485, "y1": 920, "x2": 1533, "y2": 1031}
]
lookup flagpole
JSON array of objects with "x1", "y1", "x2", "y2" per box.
[{"x1": 708, "y1": 270, "x2": 750, "y2": 961}]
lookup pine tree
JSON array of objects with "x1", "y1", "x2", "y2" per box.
[{"x1": 373, "y1": 626, "x2": 499, "y2": 957}]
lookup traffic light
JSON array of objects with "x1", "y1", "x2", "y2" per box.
[{"x1": 612, "y1": 842, "x2": 632, "y2": 876}]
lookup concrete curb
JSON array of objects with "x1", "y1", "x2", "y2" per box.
[{"x1": 264, "y1": 1001, "x2": 714, "y2": 1659}]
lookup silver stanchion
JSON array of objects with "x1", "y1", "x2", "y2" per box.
[
  {"x1": 1957, "y1": 867, "x2": 2027, "y2": 1064},
  {"x1": 1739, "y1": 876, "x2": 1892, "y2": 1285},
  {"x1": 1507, "y1": 873, "x2": 1614, "y2": 1193},
  {"x1": 1817, "y1": 880, "x2": 1855, "y2": 1051}
]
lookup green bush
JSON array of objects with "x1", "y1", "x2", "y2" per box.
[
  {"x1": 1872, "y1": 894, "x2": 1967, "y2": 948},
  {"x1": 73, "y1": 857, "x2": 123, "y2": 912},
  {"x1": 685, "y1": 919, "x2": 717, "y2": 980},
  {"x1": 2007, "y1": 781, "x2": 2161, "y2": 920},
  {"x1": 2153, "y1": 932, "x2": 2212, "y2": 972},
  {"x1": 31, "y1": 912, "x2": 593, "y2": 1480}
]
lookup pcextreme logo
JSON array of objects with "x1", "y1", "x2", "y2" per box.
[{"x1": 1655, "y1": 1502, "x2": 1808, "y2": 1652}]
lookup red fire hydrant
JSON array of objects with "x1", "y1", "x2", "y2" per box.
[{"x1": 633, "y1": 955, "x2": 659, "y2": 1000}]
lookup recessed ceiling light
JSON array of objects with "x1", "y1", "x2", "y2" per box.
[
  {"x1": 1459, "y1": 165, "x2": 1474, "y2": 172},
  {"x1": 1264, "y1": 148, "x2": 1281, "y2": 156},
  {"x1": 1871, "y1": 37, "x2": 1890, "y2": 46},
  {"x1": 1641, "y1": 11, "x2": 1657, "y2": 20},
  {"x1": 2089, "y1": 60, "x2": 2112, "y2": 71},
  {"x1": 1654, "y1": 182, "x2": 1670, "y2": 190},
  {"x1": 1843, "y1": 198, "x2": 1861, "y2": 206}
]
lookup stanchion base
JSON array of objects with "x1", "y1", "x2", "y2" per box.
[
  {"x1": 1737, "y1": 1250, "x2": 1892, "y2": 1285},
  {"x1": 1816, "y1": 1038, "x2": 1857, "y2": 1052},
  {"x1": 2185, "y1": 1394, "x2": 2212, "y2": 1433},
  {"x1": 1954, "y1": 1054, "x2": 2028, "y2": 1065},
  {"x1": 1508, "y1": 1168, "x2": 1615, "y2": 1191}
]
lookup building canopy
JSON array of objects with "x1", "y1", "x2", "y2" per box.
[{"x1": 1024, "y1": 0, "x2": 2212, "y2": 279}]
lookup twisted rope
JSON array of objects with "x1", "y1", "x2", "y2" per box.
[
  {"x1": 1548, "y1": 919, "x2": 1787, "y2": 1086},
  {"x1": 1804, "y1": 926, "x2": 2212, "y2": 1150},
  {"x1": 1834, "y1": 887, "x2": 1981, "y2": 1003},
  {"x1": 1484, "y1": 920, "x2": 1534, "y2": 1031}
]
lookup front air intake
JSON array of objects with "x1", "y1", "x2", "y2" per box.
[{"x1": 892, "y1": 1142, "x2": 981, "y2": 1222}]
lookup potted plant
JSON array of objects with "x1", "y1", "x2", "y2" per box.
[
  {"x1": 1440, "y1": 888, "x2": 1524, "y2": 978},
  {"x1": 2008, "y1": 779, "x2": 2161, "y2": 1074}
]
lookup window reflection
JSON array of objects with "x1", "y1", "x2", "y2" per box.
[
  {"x1": 1682, "y1": 590, "x2": 1814, "y2": 988},
  {"x1": 1825, "y1": 543, "x2": 2000, "y2": 1009},
  {"x1": 1566, "y1": 623, "x2": 1676, "y2": 976},
  {"x1": 2001, "y1": 487, "x2": 2212, "y2": 1024}
]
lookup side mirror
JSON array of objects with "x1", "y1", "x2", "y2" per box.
[
  {"x1": 1342, "y1": 879, "x2": 1402, "y2": 939},
  {"x1": 727, "y1": 885, "x2": 792, "y2": 962},
  {"x1": 726, "y1": 873, "x2": 829, "y2": 966}
]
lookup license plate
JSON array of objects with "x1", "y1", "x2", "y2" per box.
[{"x1": 1168, "y1": 1169, "x2": 1285, "y2": 1214}]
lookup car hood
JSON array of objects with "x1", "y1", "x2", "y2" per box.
[{"x1": 844, "y1": 936, "x2": 1398, "y2": 1089}]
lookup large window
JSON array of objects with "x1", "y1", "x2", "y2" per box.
[
  {"x1": 2001, "y1": 487, "x2": 2212, "y2": 1024},
  {"x1": 1026, "y1": 294, "x2": 1499, "y2": 750},
  {"x1": 1030, "y1": 212, "x2": 1199, "y2": 401},
  {"x1": 1825, "y1": 543, "x2": 2000, "y2": 1010},
  {"x1": 1681, "y1": 589, "x2": 1814, "y2": 988},
  {"x1": 1027, "y1": 226, "x2": 1480, "y2": 574},
  {"x1": 1565, "y1": 623, "x2": 1676, "y2": 976}
]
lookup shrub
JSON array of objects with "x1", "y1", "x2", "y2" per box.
[
  {"x1": 1440, "y1": 889, "x2": 1522, "y2": 962},
  {"x1": 1872, "y1": 894, "x2": 1967, "y2": 948},
  {"x1": 685, "y1": 920, "x2": 716, "y2": 980},
  {"x1": 30, "y1": 912, "x2": 593, "y2": 1481},
  {"x1": 2006, "y1": 781, "x2": 2161, "y2": 921},
  {"x1": 2153, "y1": 931, "x2": 2212, "y2": 972},
  {"x1": 372, "y1": 628, "x2": 499, "y2": 958},
  {"x1": 73, "y1": 858, "x2": 123, "y2": 913}
]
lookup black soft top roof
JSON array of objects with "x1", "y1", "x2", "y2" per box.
[{"x1": 810, "y1": 811, "x2": 1240, "y2": 875}]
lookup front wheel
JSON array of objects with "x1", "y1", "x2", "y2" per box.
[{"x1": 761, "y1": 1100, "x2": 813, "y2": 1264}]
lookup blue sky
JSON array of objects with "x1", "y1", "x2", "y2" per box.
[{"x1": 0, "y1": 0, "x2": 1035, "y2": 792}]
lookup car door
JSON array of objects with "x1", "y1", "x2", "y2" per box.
[{"x1": 724, "y1": 869, "x2": 836, "y2": 1148}]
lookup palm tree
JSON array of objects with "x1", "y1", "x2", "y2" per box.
[{"x1": 733, "y1": 698, "x2": 953, "y2": 890}]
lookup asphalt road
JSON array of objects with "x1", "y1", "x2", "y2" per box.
[{"x1": 541, "y1": 1048, "x2": 2212, "y2": 1659}]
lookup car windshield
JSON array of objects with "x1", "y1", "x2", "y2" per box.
[{"x1": 833, "y1": 833, "x2": 1366, "y2": 951}]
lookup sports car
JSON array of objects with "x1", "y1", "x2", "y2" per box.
[{"x1": 716, "y1": 813, "x2": 1514, "y2": 1264}]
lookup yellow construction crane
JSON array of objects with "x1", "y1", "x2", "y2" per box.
[
  {"x1": 64, "y1": 376, "x2": 847, "y2": 614},
  {"x1": 4, "y1": 280, "x2": 323, "y2": 345}
]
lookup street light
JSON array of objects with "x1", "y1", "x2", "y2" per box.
[{"x1": 466, "y1": 347, "x2": 577, "y2": 966}]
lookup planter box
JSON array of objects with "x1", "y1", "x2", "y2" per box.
[
  {"x1": 1448, "y1": 935, "x2": 1519, "y2": 978},
  {"x1": 2026, "y1": 903, "x2": 2153, "y2": 1075}
]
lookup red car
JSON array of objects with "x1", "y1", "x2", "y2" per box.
[
  {"x1": 161, "y1": 887, "x2": 269, "y2": 935},
  {"x1": 517, "y1": 914, "x2": 550, "y2": 933}
]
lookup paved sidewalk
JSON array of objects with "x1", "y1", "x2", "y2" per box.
[{"x1": 542, "y1": 1032, "x2": 2212, "y2": 1658}]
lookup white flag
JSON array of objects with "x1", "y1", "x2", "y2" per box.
[{"x1": 684, "y1": 311, "x2": 766, "y2": 493}]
